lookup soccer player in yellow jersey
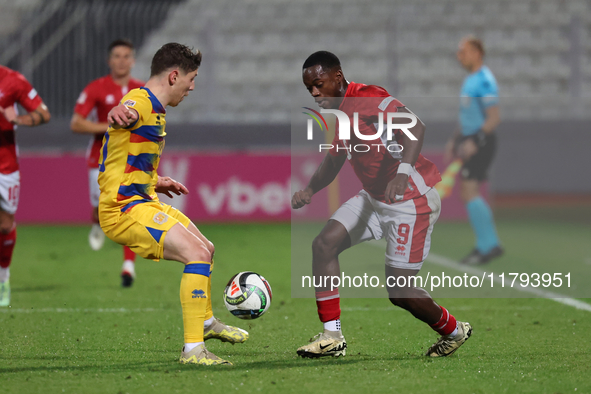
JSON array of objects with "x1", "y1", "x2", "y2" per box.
[{"x1": 99, "y1": 43, "x2": 247, "y2": 365}]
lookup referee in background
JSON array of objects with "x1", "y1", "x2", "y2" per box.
[{"x1": 445, "y1": 36, "x2": 503, "y2": 265}]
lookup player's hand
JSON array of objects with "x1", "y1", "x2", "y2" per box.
[
  {"x1": 291, "y1": 187, "x2": 313, "y2": 209},
  {"x1": 385, "y1": 174, "x2": 409, "y2": 204},
  {"x1": 0, "y1": 106, "x2": 18, "y2": 124},
  {"x1": 458, "y1": 138, "x2": 478, "y2": 161},
  {"x1": 155, "y1": 176, "x2": 189, "y2": 198},
  {"x1": 107, "y1": 103, "x2": 138, "y2": 128}
]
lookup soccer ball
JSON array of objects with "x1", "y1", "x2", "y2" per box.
[{"x1": 224, "y1": 272, "x2": 272, "y2": 320}]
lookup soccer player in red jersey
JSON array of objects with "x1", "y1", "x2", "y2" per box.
[
  {"x1": 292, "y1": 51, "x2": 472, "y2": 358},
  {"x1": 71, "y1": 39, "x2": 144, "y2": 287},
  {"x1": 0, "y1": 66, "x2": 51, "y2": 306}
]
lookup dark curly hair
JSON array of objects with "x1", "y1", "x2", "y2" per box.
[{"x1": 303, "y1": 51, "x2": 341, "y2": 71}]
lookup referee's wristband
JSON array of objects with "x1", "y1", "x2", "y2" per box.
[{"x1": 397, "y1": 163, "x2": 412, "y2": 175}]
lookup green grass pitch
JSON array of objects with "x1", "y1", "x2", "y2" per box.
[{"x1": 1, "y1": 214, "x2": 591, "y2": 393}]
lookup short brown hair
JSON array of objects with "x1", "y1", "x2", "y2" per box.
[
  {"x1": 108, "y1": 39, "x2": 134, "y2": 54},
  {"x1": 464, "y1": 35, "x2": 485, "y2": 57},
  {"x1": 150, "y1": 43, "x2": 202, "y2": 77}
]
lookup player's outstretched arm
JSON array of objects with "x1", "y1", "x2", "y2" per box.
[
  {"x1": 0, "y1": 103, "x2": 50, "y2": 127},
  {"x1": 70, "y1": 113, "x2": 110, "y2": 134},
  {"x1": 107, "y1": 103, "x2": 138, "y2": 129},
  {"x1": 291, "y1": 152, "x2": 346, "y2": 209},
  {"x1": 155, "y1": 176, "x2": 189, "y2": 198},
  {"x1": 384, "y1": 106, "x2": 425, "y2": 204}
]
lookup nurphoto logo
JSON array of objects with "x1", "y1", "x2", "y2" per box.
[{"x1": 302, "y1": 107, "x2": 418, "y2": 155}]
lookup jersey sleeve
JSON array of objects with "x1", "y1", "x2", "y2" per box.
[
  {"x1": 74, "y1": 83, "x2": 97, "y2": 118},
  {"x1": 378, "y1": 96, "x2": 405, "y2": 113},
  {"x1": 360, "y1": 91, "x2": 407, "y2": 139},
  {"x1": 14, "y1": 73, "x2": 42, "y2": 112},
  {"x1": 479, "y1": 75, "x2": 499, "y2": 108},
  {"x1": 122, "y1": 92, "x2": 152, "y2": 130},
  {"x1": 356, "y1": 85, "x2": 401, "y2": 120}
]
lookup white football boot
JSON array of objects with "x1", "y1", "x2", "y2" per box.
[
  {"x1": 297, "y1": 330, "x2": 347, "y2": 358},
  {"x1": 425, "y1": 321, "x2": 472, "y2": 357}
]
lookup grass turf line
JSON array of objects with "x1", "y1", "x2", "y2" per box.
[{"x1": 1, "y1": 222, "x2": 590, "y2": 393}]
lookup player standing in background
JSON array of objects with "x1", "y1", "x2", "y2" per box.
[
  {"x1": 0, "y1": 66, "x2": 51, "y2": 306},
  {"x1": 444, "y1": 36, "x2": 503, "y2": 265},
  {"x1": 71, "y1": 39, "x2": 144, "y2": 287},
  {"x1": 102, "y1": 43, "x2": 248, "y2": 365},
  {"x1": 292, "y1": 51, "x2": 471, "y2": 358}
]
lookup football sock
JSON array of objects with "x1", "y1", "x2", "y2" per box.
[
  {"x1": 430, "y1": 306, "x2": 458, "y2": 336},
  {"x1": 316, "y1": 289, "x2": 341, "y2": 325},
  {"x1": 204, "y1": 316, "x2": 215, "y2": 328},
  {"x1": 466, "y1": 196, "x2": 500, "y2": 254},
  {"x1": 323, "y1": 319, "x2": 341, "y2": 332},
  {"x1": 0, "y1": 225, "x2": 17, "y2": 272},
  {"x1": 123, "y1": 246, "x2": 136, "y2": 262},
  {"x1": 205, "y1": 258, "x2": 214, "y2": 322},
  {"x1": 180, "y1": 262, "x2": 211, "y2": 344},
  {"x1": 447, "y1": 325, "x2": 459, "y2": 338},
  {"x1": 184, "y1": 341, "x2": 204, "y2": 352},
  {"x1": 0, "y1": 268, "x2": 8, "y2": 283},
  {"x1": 121, "y1": 260, "x2": 135, "y2": 277}
]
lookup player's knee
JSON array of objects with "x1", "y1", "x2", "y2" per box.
[
  {"x1": 195, "y1": 244, "x2": 212, "y2": 263},
  {"x1": 312, "y1": 234, "x2": 339, "y2": 258},
  {"x1": 388, "y1": 297, "x2": 401, "y2": 306},
  {"x1": 182, "y1": 242, "x2": 212, "y2": 264},
  {"x1": 0, "y1": 213, "x2": 14, "y2": 234},
  {"x1": 388, "y1": 295, "x2": 408, "y2": 308},
  {"x1": 387, "y1": 284, "x2": 414, "y2": 303}
]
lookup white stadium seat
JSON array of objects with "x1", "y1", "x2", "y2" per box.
[{"x1": 131, "y1": 0, "x2": 588, "y2": 122}]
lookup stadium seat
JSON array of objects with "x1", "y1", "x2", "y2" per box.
[{"x1": 128, "y1": 0, "x2": 587, "y2": 122}]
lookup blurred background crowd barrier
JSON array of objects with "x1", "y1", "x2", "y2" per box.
[{"x1": 2, "y1": 0, "x2": 589, "y2": 223}]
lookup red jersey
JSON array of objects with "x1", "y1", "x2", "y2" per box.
[
  {"x1": 0, "y1": 66, "x2": 43, "y2": 174},
  {"x1": 329, "y1": 82, "x2": 441, "y2": 202},
  {"x1": 74, "y1": 75, "x2": 144, "y2": 168}
]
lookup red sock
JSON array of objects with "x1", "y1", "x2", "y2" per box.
[
  {"x1": 123, "y1": 246, "x2": 135, "y2": 262},
  {"x1": 0, "y1": 226, "x2": 17, "y2": 269},
  {"x1": 315, "y1": 289, "x2": 340, "y2": 322},
  {"x1": 430, "y1": 306, "x2": 457, "y2": 336}
]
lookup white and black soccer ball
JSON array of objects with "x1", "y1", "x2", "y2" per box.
[{"x1": 224, "y1": 272, "x2": 272, "y2": 320}]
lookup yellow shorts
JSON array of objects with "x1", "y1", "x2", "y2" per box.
[{"x1": 101, "y1": 201, "x2": 191, "y2": 260}]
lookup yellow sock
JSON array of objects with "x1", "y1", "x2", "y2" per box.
[
  {"x1": 205, "y1": 259, "x2": 213, "y2": 321},
  {"x1": 180, "y1": 261, "x2": 211, "y2": 343}
]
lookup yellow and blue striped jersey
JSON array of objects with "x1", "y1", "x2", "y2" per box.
[{"x1": 98, "y1": 87, "x2": 166, "y2": 227}]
